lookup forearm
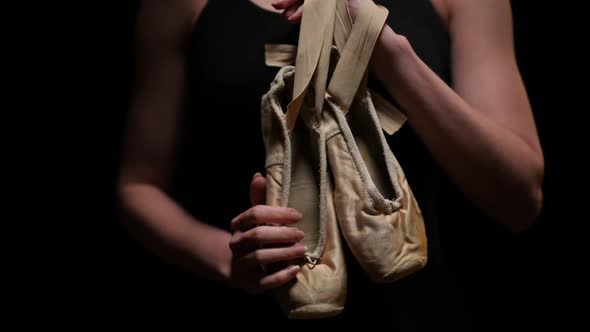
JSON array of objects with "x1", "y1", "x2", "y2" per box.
[
  {"x1": 118, "y1": 182, "x2": 232, "y2": 282},
  {"x1": 370, "y1": 26, "x2": 543, "y2": 230}
]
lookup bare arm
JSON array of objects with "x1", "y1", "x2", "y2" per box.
[
  {"x1": 117, "y1": 0, "x2": 234, "y2": 281},
  {"x1": 118, "y1": 0, "x2": 304, "y2": 290},
  {"x1": 369, "y1": 0, "x2": 544, "y2": 232},
  {"x1": 274, "y1": 0, "x2": 543, "y2": 231}
]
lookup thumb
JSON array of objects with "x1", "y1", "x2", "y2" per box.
[{"x1": 250, "y1": 172, "x2": 267, "y2": 206}]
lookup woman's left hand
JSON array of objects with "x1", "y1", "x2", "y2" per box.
[{"x1": 272, "y1": 0, "x2": 361, "y2": 23}]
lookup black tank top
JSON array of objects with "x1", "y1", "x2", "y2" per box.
[{"x1": 170, "y1": 1, "x2": 512, "y2": 330}]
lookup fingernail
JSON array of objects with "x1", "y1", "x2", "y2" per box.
[
  {"x1": 295, "y1": 245, "x2": 306, "y2": 255},
  {"x1": 288, "y1": 265, "x2": 300, "y2": 273},
  {"x1": 290, "y1": 209, "x2": 302, "y2": 219},
  {"x1": 272, "y1": 1, "x2": 281, "y2": 8},
  {"x1": 252, "y1": 172, "x2": 262, "y2": 179},
  {"x1": 284, "y1": 8, "x2": 294, "y2": 18},
  {"x1": 296, "y1": 230, "x2": 305, "y2": 239}
]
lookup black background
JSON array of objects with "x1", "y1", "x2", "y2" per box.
[{"x1": 11, "y1": 1, "x2": 588, "y2": 330}]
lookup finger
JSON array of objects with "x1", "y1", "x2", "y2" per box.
[
  {"x1": 229, "y1": 227, "x2": 303, "y2": 256},
  {"x1": 243, "y1": 244, "x2": 306, "y2": 265},
  {"x1": 231, "y1": 205, "x2": 302, "y2": 231},
  {"x1": 272, "y1": 0, "x2": 303, "y2": 10},
  {"x1": 258, "y1": 265, "x2": 301, "y2": 291},
  {"x1": 250, "y1": 172, "x2": 267, "y2": 206},
  {"x1": 286, "y1": 5, "x2": 304, "y2": 23},
  {"x1": 282, "y1": 5, "x2": 298, "y2": 22},
  {"x1": 239, "y1": 226, "x2": 304, "y2": 249},
  {"x1": 228, "y1": 230, "x2": 245, "y2": 256}
]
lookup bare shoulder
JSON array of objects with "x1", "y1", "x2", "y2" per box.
[
  {"x1": 444, "y1": 0, "x2": 511, "y2": 16},
  {"x1": 444, "y1": 0, "x2": 515, "y2": 57},
  {"x1": 123, "y1": 0, "x2": 209, "y2": 187},
  {"x1": 136, "y1": 0, "x2": 207, "y2": 50},
  {"x1": 434, "y1": 0, "x2": 513, "y2": 35},
  {"x1": 445, "y1": 0, "x2": 512, "y2": 32},
  {"x1": 443, "y1": 0, "x2": 538, "y2": 154},
  {"x1": 430, "y1": 0, "x2": 450, "y2": 29}
]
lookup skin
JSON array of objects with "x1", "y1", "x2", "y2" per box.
[{"x1": 119, "y1": 0, "x2": 544, "y2": 293}]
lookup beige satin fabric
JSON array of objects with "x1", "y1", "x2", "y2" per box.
[
  {"x1": 322, "y1": 0, "x2": 428, "y2": 282},
  {"x1": 261, "y1": 0, "x2": 347, "y2": 319},
  {"x1": 285, "y1": 0, "x2": 337, "y2": 133},
  {"x1": 262, "y1": 67, "x2": 347, "y2": 319},
  {"x1": 264, "y1": 46, "x2": 406, "y2": 136},
  {"x1": 260, "y1": 0, "x2": 427, "y2": 320}
]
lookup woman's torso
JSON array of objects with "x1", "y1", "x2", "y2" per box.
[{"x1": 170, "y1": 1, "x2": 513, "y2": 330}]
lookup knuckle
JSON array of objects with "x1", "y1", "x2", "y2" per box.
[
  {"x1": 230, "y1": 217, "x2": 239, "y2": 230},
  {"x1": 275, "y1": 272, "x2": 289, "y2": 284},
  {"x1": 278, "y1": 227, "x2": 297, "y2": 242},
  {"x1": 248, "y1": 250, "x2": 260, "y2": 264},
  {"x1": 283, "y1": 249, "x2": 296, "y2": 260},
  {"x1": 251, "y1": 227, "x2": 264, "y2": 240},
  {"x1": 253, "y1": 250, "x2": 264, "y2": 263},
  {"x1": 244, "y1": 209, "x2": 254, "y2": 222},
  {"x1": 288, "y1": 228, "x2": 300, "y2": 240},
  {"x1": 251, "y1": 205, "x2": 266, "y2": 221},
  {"x1": 228, "y1": 235, "x2": 240, "y2": 251}
]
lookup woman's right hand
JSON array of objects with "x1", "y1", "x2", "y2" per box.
[{"x1": 228, "y1": 173, "x2": 305, "y2": 294}]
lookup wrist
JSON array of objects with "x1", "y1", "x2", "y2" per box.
[
  {"x1": 216, "y1": 251, "x2": 233, "y2": 285},
  {"x1": 211, "y1": 234, "x2": 233, "y2": 285},
  {"x1": 186, "y1": 227, "x2": 233, "y2": 284},
  {"x1": 370, "y1": 24, "x2": 414, "y2": 75}
]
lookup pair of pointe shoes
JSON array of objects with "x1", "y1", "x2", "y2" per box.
[{"x1": 260, "y1": 0, "x2": 428, "y2": 319}]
